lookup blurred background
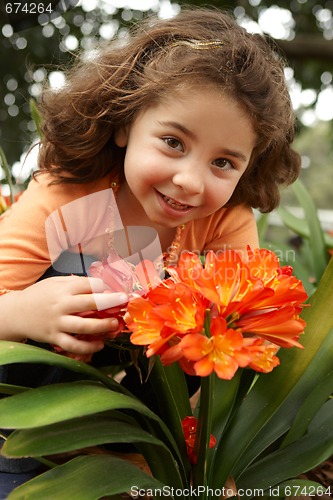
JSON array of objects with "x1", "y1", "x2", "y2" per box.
[{"x1": 0, "y1": 0, "x2": 333, "y2": 236}]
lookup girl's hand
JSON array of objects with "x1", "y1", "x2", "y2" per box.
[{"x1": 1, "y1": 276, "x2": 128, "y2": 357}]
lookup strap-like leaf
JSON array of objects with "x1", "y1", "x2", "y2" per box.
[
  {"x1": 0, "y1": 380, "x2": 155, "y2": 428},
  {"x1": 0, "y1": 341, "x2": 131, "y2": 395},
  {"x1": 276, "y1": 206, "x2": 333, "y2": 248},
  {"x1": 0, "y1": 147, "x2": 14, "y2": 204},
  {"x1": 277, "y1": 179, "x2": 330, "y2": 283},
  {"x1": 0, "y1": 382, "x2": 28, "y2": 395},
  {"x1": 8, "y1": 455, "x2": 166, "y2": 500},
  {"x1": 236, "y1": 399, "x2": 333, "y2": 491},
  {"x1": 2, "y1": 415, "x2": 164, "y2": 457},
  {"x1": 282, "y1": 369, "x2": 333, "y2": 446},
  {"x1": 292, "y1": 179, "x2": 328, "y2": 281},
  {"x1": 0, "y1": 381, "x2": 185, "y2": 489}
]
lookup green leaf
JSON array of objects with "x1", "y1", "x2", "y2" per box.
[
  {"x1": 0, "y1": 341, "x2": 131, "y2": 395},
  {"x1": 211, "y1": 370, "x2": 243, "y2": 444},
  {"x1": 2, "y1": 412, "x2": 186, "y2": 489},
  {"x1": 2, "y1": 415, "x2": 165, "y2": 457},
  {"x1": 158, "y1": 361, "x2": 192, "y2": 420},
  {"x1": 0, "y1": 146, "x2": 14, "y2": 204},
  {"x1": 211, "y1": 255, "x2": 333, "y2": 488},
  {"x1": 0, "y1": 380, "x2": 185, "y2": 488},
  {"x1": 0, "y1": 382, "x2": 29, "y2": 395},
  {"x1": 282, "y1": 369, "x2": 333, "y2": 446},
  {"x1": 236, "y1": 399, "x2": 333, "y2": 491},
  {"x1": 308, "y1": 397, "x2": 333, "y2": 432},
  {"x1": 146, "y1": 359, "x2": 191, "y2": 484},
  {"x1": 230, "y1": 332, "x2": 333, "y2": 482},
  {"x1": 0, "y1": 380, "x2": 161, "y2": 429},
  {"x1": 277, "y1": 206, "x2": 333, "y2": 249},
  {"x1": 8, "y1": 455, "x2": 166, "y2": 500},
  {"x1": 256, "y1": 213, "x2": 269, "y2": 242},
  {"x1": 272, "y1": 479, "x2": 330, "y2": 498},
  {"x1": 29, "y1": 98, "x2": 42, "y2": 138},
  {"x1": 292, "y1": 179, "x2": 328, "y2": 281},
  {"x1": 150, "y1": 357, "x2": 191, "y2": 433},
  {"x1": 276, "y1": 205, "x2": 307, "y2": 236},
  {"x1": 276, "y1": 179, "x2": 330, "y2": 283}
]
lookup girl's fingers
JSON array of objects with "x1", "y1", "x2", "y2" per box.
[
  {"x1": 66, "y1": 291, "x2": 128, "y2": 313},
  {"x1": 93, "y1": 291, "x2": 128, "y2": 311},
  {"x1": 52, "y1": 275, "x2": 112, "y2": 294},
  {"x1": 51, "y1": 276, "x2": 128, "y2": 312},
  {"x1": 60, "y1": 314, "x2": 120, "y2": 336},
  {"x1": 52, "y1": 332, "x2": 104, "y2": 355}
]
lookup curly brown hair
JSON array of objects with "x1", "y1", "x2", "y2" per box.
[{"x1": 37, "y1": 7, "x2": 300, "y2": 213}]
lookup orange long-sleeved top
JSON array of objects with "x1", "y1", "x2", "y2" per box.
[{"x1": 0, "y1": 173, "x2": 259, "y2": 291}]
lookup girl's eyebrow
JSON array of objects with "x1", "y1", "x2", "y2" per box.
[
  {"x1": 157, "y1": 120, "x2": 196, "y2": 140},
  {"x1": 157, "y1": 120, "x2": 249, "y2": 163}
]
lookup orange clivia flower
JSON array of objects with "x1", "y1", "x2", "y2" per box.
[
  {"x1": 180, "y1": 317, "x2": 250, "y2": 379},
  {"x1": 126, "y1": 248, "x2": 308, "y2": 379},
  {"x1": 127, "y1": 280, "x2": 207, "y2": 360},
  {"x1": 149, "y1": 281, "x2": 207, "y2": 334},
  {"x1": 169, "y1": 249, "x2": 308, "y2": 349},
  {"x1": 182, "y1": 416, "x2": 216, "y2": 464},
  {"x1": 245, "y1": 340, "x2": 280, "y2": 373},
  {"x1": 234, "y1": 305, "x2": 306, "y2": 348}
]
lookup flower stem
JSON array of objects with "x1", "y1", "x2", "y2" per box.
[
  {"x1": 193, "y1": 372, "x2": 215, "y2": 499},
  {"x1": 192, "y1": 310, "x2": 216, "y2": 499},
  {"x1": 35, "y1": 456, "x2": 58, "y2": 469}
]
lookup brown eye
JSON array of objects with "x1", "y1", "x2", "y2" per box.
[
  {"x1": 164, "y1": 137, "x2": 184, "y2": 151},
  {"x1": 213, "y1": 158, "x2": 233, "y2": 170}
]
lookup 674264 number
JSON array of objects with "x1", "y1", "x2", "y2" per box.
[
  {"x1": 282, "y1": 485, "x2": 332, "y2": 497},
  {"x1": 5, "y1": 3, "x2": 53, "y2": 14}
]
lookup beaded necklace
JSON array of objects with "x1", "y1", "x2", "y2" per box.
[{"x1": 109, "y1": 179, "x2": 185, "y2": 267}]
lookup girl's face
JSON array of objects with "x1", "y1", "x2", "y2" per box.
[{"x1": 115, "y1": 87, "x2": 257, "y2": 229}]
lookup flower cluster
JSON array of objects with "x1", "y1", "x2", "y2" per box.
[{"x1": 125, "y1": 248, "x2": 308, "y2": 379}]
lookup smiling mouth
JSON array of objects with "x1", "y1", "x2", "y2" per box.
[{"x1": 162, "y1": 194, "x2": 193, "y2": 211}]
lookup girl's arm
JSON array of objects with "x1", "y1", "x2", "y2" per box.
[
  {"x1": 0, "y1": 175, "x2": 129, "y2": 355},
  {"x1": 0, "y1": 174, "x2": 113, "y2": 290},
  {"x1": 0, "y1": 276, "x2": 128, "y2": 356}
]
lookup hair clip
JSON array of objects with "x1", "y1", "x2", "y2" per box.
[{"x1": 171, "y1": 39, "x2": 224, "y2": 50}]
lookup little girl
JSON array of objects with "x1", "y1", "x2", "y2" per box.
[
  {"x1": 0, "y1": 7, "x2": 300, "y2": 359},
  {"x1": 0, "y1": 7, "x2": 302, "y2": 492}
]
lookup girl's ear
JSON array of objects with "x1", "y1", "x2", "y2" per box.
[{"x1": 114, "y1": 126, "x2": 129, "y2": 147}]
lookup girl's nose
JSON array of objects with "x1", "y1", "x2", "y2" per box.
[{"x1": 172, "y1": 162, "x2": 204, "y2": 196}]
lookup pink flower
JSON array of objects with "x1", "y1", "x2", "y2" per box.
[
  {"x1": 89, "y1": 254, "x2": 138, "y2": 294},
  {"x1": 90, "y1": 252, "x2": 162, "y2": 296}
]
